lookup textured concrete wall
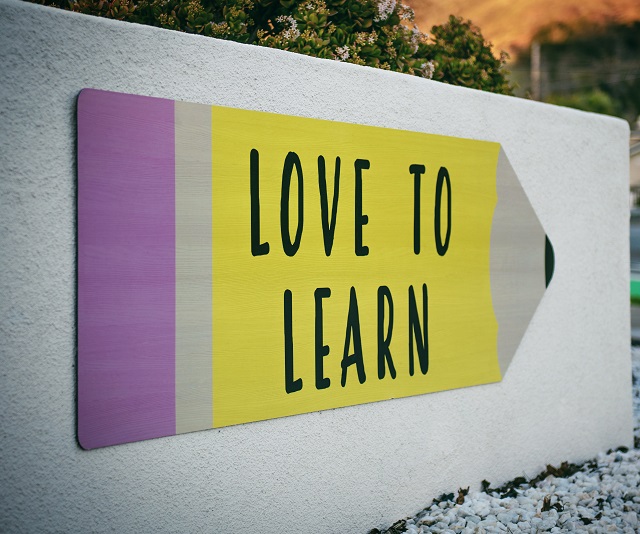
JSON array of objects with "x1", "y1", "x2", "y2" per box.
[{"x1": 0, "y1": 1, "x2": 632, "y2": 531}]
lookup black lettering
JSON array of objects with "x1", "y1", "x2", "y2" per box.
[
  {"x1": 377, "y1": 285, "x2": 396, "y2": 380},
  {"x1": 284, "y1": 289, "x2": 302, "y2": 393},
  {"x1": 341, "y1": 286, "x2": 367, "y2": 386},
  {"x1": 354, "y1": 159, "x2": 370, "y2": 256},
  {"x1": 314, "y1": 287, "x2": 331, "y2": 390},
  {"x1": 318, "y1": 156, "x2": 341, "y2": 256},
  {"x1": 250, "y1": 149, "x2": 269, "y2": 256},
  {"x1": 409, "y1": 164, "x2": 426, "y2": 255},
  {"x1": 434, "y1": 166, "x2": 451, "y2": 256},
  {"x1": 408, "y1": 284, "x2": 429, "y2": 376},
  {"x1": 281, "y1": 152, "x2": 304, "y2": 256}
]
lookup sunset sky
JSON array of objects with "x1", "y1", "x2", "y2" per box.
[{"x1": 406, "y1": 0, "x2": 640, "y2": 56}]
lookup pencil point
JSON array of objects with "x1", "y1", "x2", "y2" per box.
[
  {"x1": 545, "y1": 235, "x2": 554, "y2": 288},
  {"x1": 492, "y1": 148, "x2": 549, "y2": 378}
]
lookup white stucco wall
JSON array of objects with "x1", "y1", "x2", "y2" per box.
[{"x1": 0, "y1": 1, "x2": 633, "y2": 532}]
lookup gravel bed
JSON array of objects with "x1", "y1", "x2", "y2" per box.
[{"x1": 371, "y1": 348, "x2": 640, "y2": 534}]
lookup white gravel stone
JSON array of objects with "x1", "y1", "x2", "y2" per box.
[{"x1": 376, "y1": 347, "x2": 640, "y2": 534}]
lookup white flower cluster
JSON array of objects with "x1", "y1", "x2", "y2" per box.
[
  {"x1": 406, "y1": 26, "x2": 422, "y2": 53},
  {"x1": 410, "y1": 26, "x2": 421, "y2": 45},
  {"x1": 397, "y1": 2, "x2": 414, "y2": 21},
  {"x1": 421, "y1": 60, "x2": 435, "y2": 79},
  {"x1": 374, "y1": 0, "x2": 396, "y2": 22},
  {"x1": 302, "y1": 0, "x2": 329, "y2": 15},
  {"x1": 275, "y1": 15, "x2": 300, "y2": 40},
  {"x1": 355, "y1": 31, "x2": 377, "y2": 46},
  {"x1": 334, "y1": 45, "x2": 350, "y2": 61}
]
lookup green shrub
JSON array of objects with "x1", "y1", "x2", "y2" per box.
[
  {"x1": 33, "y1": 0, "x2": 513, "y2": 95},
  {"x1": 545, "y1": 89, "x2": 620, "y2": 116}
]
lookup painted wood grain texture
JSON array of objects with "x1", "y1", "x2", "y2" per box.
[
  {"x1": 77, "y1": 89, "x2": 554, "y2": 449},
  {"x1": 77, "y1": 89, "x2": 175, "y2": 450}
]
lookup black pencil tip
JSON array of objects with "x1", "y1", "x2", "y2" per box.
[{"x1": 545, "y1": 235, "x2": 554, "y2": 287}]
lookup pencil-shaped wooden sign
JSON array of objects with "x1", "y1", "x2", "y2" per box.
[{"x1": 77, "y1": 89, "x2": 554, "y2": 449}]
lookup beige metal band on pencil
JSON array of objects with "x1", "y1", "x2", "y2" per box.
[{"x1": 175, "y1": 101, "x2": 213, "y2": 433}]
